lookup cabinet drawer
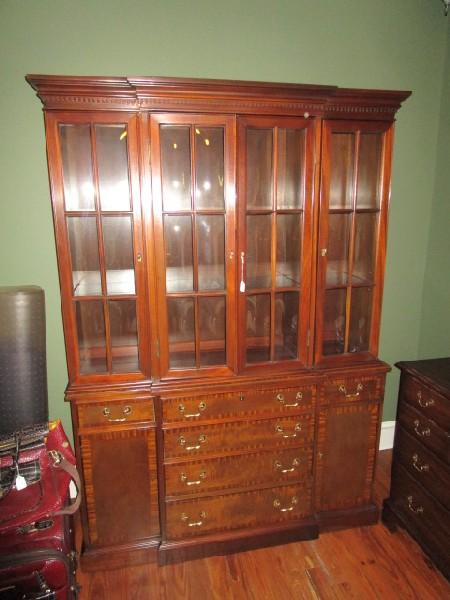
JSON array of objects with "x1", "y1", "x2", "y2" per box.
[
  {"x1": 393, "y1": 426, "x2": 450, "y2": 510},
  {"x1": 163, "y1": 414, "x2": 314, "y2": 460},
  {"x1": 162, "y1": 385, "x2": 315, "y2": 424},
  {"x1": 321, "y1": 376, "x2": 383, "y2": 405},
  {"x1": 398, "y1": 402, "x2": 449, "y2": 464},
  {"x1": 165, "y1": 483, "x2": 312, "y2": 539},
  {"x1": 78, "y1": 400, "x2": 155, "y2": 428},
  {"x1": 165, "y1": 446, "x2": 312, "y2": 498},
  {"x1": 402, "y1": 376, "x2": 450, "y2": 432}
]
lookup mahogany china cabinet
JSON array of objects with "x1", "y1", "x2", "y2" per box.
[{"x1": 26, "y1": 74, "x2": 410, "y2": 568}]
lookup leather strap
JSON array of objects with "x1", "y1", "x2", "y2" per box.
[{"x1": 51, "y1": 456, "x2": 82, "y2": 517}]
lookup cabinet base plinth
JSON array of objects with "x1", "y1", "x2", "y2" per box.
[
  {"x1": 317, "y1": 504, "x2": 379, "y2": 532},
  {"x1": 80, "y1": 538, "x2": 159, "y2": 571}
]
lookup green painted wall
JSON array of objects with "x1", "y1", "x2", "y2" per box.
[{"x1": 0, "y1": 1, "x2": 448, "y2": 431}]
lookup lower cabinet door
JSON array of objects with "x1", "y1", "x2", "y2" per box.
[
  {"x1": 80, "y1": 427, "x2": 159, "y2": 547},
  {"x1": 315, "y1": 400, "x2": 380, "y2": 512}
]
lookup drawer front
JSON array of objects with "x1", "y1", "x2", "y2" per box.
[
  {"x1": 162, "y1": 385, "x2": 315, "y2": 424},
  {"x1": 402, "y1": 376, "x2": 450, "y2": 432},
  {"x1": 78, "y1": 400, "x2": 155, "y2": 428},
  {"x1": 165, "y1": 484, "x2": 312, "y2": 539},
  {"x1": 165, "y1": 446, "x2": 313, "y2": 498},
  {"x1": 390, "y1": 463, "x2": 450, "y2": 563},
  {"x1": 398, "y1": 402, "x2": 449, "y2": 464},
  {"x1": 163, "y1": 414, "x2": 314, "y2": 460},
  {"x1": 393, "y1": 426, "x2": 450, "y2": 510},
  {"x1": 321, "y1": 375, "x2": 383, "y2": 405}
]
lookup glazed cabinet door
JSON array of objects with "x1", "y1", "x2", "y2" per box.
[
  {"x1": 44, "y1": 112, "x2": 150, "y2": 382},
  {"x1": 315, "y1": 120, "x2": 393, "y2": 365},
  {"x1": 150, "y1": 114, "x2": 236, "y2": 377},
  {"x1": 237, "y1": 116, "x2": 316, "y2": 372}
]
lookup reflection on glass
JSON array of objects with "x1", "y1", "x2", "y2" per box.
[
  {"x1": 326, "y1": 214, "x2": 351, "y2": 287},
  {"x1": 353, "y1": 213, "x2": 378, "y2": 284},
  {"x1": 322, "y1": 289, "x2": 347, "y2": 356},
  {"x1": 102, "y1": 216, "x2": 135, "y2": 295},
  {"x1": 161, "y1": 126, "x2": 191, "y2": 211},
  {"x1": 197, "y1": 215, "x2": 225, "y2": 291},
  {"x1": 349, "y1": 287, "x2": 373, "y2": 353},
  {"x1": 246, "y1": 294, "x2": 270, "y2": 363},
  {"x1": 246, "y1": 129, "x2": 273, "y2": 209},
  {"x1": 67, "y1": 216, "x2": 102, "y2": 296},
  {"x1": 60, "y1": 125, "x2": 95, "y2": 211},
  {"x1": 276, "y1": 214, "x2": 301, "y2": 287},
  {"x1": 76, "y1": 301, "x2": 107, "y2": 373},
  {"x1": 95, "y1": 125, "x2": 130, "y2": 211},
  {"x1": 329, "y1": 133, "x2": 355, "y2": 209},
  {"x1": 195, "y1": 127, "x2": 224, "y2": 210},
  {"x1": 167, "y1": 297, "x2": 195, "y2": 368},
  {"x1": 164, "y1": 215, "x2": 193, "y2": 292},
  {"x1": 356, "y1": 134, "x2": 382, "y2": 209},
  {"x1": 277, "y1": 128, "x2": 305, "y2": 209},
  {"x1": 199, "y1": 296, "x2": 226, "y2": 366},
  {"x1": 274, "y1": 292, "x2": 299, "y2": 360},
  {"x1": 247, "y1": 214, "x2": 272, "y2": 289},
  {"x1": 109, "y1": 300, "x2": 139, "y2": 372}
]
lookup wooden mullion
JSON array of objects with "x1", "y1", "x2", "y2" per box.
[
  {"x1": 190, "y1": 125, "x2": 200, "y2": 367},
  {"x1": 270, "y1": 126, "x2": 278, "y2": 362}
]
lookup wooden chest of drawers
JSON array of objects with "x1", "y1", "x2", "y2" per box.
[{"x1": 383, "y1": 358, "x2": 450, "y2": 581}]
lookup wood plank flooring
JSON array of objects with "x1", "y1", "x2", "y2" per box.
[{"x1": 76, "y1": 451, "x2": 450, "y2": 599}]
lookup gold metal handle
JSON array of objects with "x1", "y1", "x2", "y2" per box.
[
  {"x1": 178, "y1": 401, "x2": 206, "y2": 419},
  {"x1": 181, "y1": 511, "x2": 206, "y2": 527},
  {"x1": 274, "y1": 457, "x2": 301, "y2": 473},
  {"x1": 407, "y1": 495, "x2": 424, "y2": 514},
  {"x1": 413, "y1": 419, "x2": 430, "y2": 438},
  {"x1": 102, "y1": 405, "x2": 132, "y2": 423},
  {"x1": 178, "y1": 433, "x2": 207, "y2": 451},
  {"x1": 275, "y1": 423, "x2": 302, "y2": 438},
  {"x1": 239, "y1": 392, "x2": 245, "y2": 401},
  {"x1": 273, "y1": 496, "x2": 298, "y2": 512},
  {"x1": 338, "y1": 382, "x2": 363, "y2": 399},
  {"x1": 180, "y1": 470, "x2": 207, "y2": 486},
  {"x1": 412, "y1": 453, "x2": 429, "y2": 473},
  {"x1": 136, "y1": 253, "x2": 142, "y2": 263},
  {"x1": 416, "y1": 390, "x2": 435, "y2": 409},
  {"x1": 276, "y1": 391, "x2": 302, "y2": 408}
]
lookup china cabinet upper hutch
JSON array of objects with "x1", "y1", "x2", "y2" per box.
[{"x1": 27, "y1": 74, "x2": 410, "y2": 568}]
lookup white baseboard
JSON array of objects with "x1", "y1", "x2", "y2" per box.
[{"x1": 379, "y1": 420, "x2": 396, "y2": 451}]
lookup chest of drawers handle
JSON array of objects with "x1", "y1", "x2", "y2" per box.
[
  {"x1": 178, "y1": 401, "x2": 207, "y2": 418},
  {"x1": 413, "y1": 419, "x2": 430, "y2": 438},
  {"x1": 102, "y1": 405, "x2": 132, "y2": 423},
  {"x1": 274, "y1": 457, "x2": 301, "y2": 473},
  {"x1": 273, "y1": 496, "x2": 298, "y2": 512},
  {"x1": 407, "y1": 495, "x2": 424, "y2": 515},
  {"x1": 338, "y1": 382, "x2": 364, "y2": 399},
  {"x1": 180, "y1": 470, "x2": 207, "y2": 486},
  {"x1": 276, "y1": 392, "x2": 302, "y2": 407},
  {"x1": 275, "y1": 423, "x2": 302, "y2": 438},
  {"x1": 180, "y1": 511, "x2": 207, "y2": 527},
  {"x1": 412, "y1": 453, "x2": 430, "y2": 473},
  {"x1": 416, "y1": 390, "x2": 435, "y2": 409},
  {"x1": 178, "y1": 434, "x2": 207, "y2": 451}
]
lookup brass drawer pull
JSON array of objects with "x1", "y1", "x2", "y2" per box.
[
  {"x1": 180, "y1": 470, "x2": 207, "y2": 486},
  {"x1": 178, "y1": 433, "x2": 207, "y2": 451},
  {"x1": 239, "y1": 392, "x2": 245, "y2": 401},
  {"x1": 276, "y1": 391, "x2": 302, "y2": 407},
  {"x1": 273, "y1": 496, "x2": 298, "y2": 512},
  {"x1": 413, "y1": 419, "x2": 430, "y2": 438},
  {"x1": 407, "y1": 495, "x2": 424, "y2": 515},
  {"x1": 102, "y1": 405, "x2": 132, "y2": 423},
  {"x1": 274, "y1": 457, "x2": 301, "y2": 473},
  {"x1": 416, "y1": 390, "x2": 435, "y2": 409},
  {"x1": 275, "y1": 423, "x2": 302, "y2": 438},
  {"x1": 412, "y1": 453, "x2": 429, "y2": 473},
  {"x1": 180, "y1": 511, "x2": 206, "y2": 527},
  {"x1": 178, "y1": 401, "x2": 206, "y2": 418},
  {"x1": 338, "y1": 383, "x2": 364, "y2": 398}
]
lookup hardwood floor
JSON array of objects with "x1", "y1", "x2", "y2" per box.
[{"x1": 76, "y1": 451, "x2": 450, "y2": 599}]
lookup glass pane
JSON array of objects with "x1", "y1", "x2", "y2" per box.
[
  {"x1": 160, "y1": 125, "x2": 191, "y2": 211},
  {"x1": 356, "y1": 134, "x2": 382, "y2": 209},
  {"x1": 322, "y1": 289, "x2": 347, "y2": 356},
  {"x1": 246, "y1": 129, "x2": 273, "y2": 209},
  {"x1": 197, "y1": 215, "x2": 225, "y2": 291},
  {"x1": 164, "y1": 216, "x2": 193, "y2": 293},
  {"x1": 329, "y1": 133, "x2": 355, "y2": 210},
  {"x1": 95, "y1": 125, "x2": 130, "y2": 211},
  {"x1": 109, "y1": 300, "x2": 139, "y2": 372},
  {"x1": 59, "y1": 125, "x2": 95, "y2": 211},
  {"x1": 102, "y1": 216, "x2": 135, "y2": 295},
  {"x1": 67, "y1": 216, "x2": 102, "y2": 296},
  {"x1": 75, "y1": 301, "x2": 107, "y2": 373},
  {"x1": 199, "y1": 296, "x2": 226, "y2": 366},
  {"x1": 326, "y1": 214, "x2": 351, "y2": 287},
  {"x1": 247, "y1": 214, "x2": 272, "y2": 289},
  {"x1": 246, "y1": 294, "x2": 270, "y2": 363},
  {"x1": 349, "y1": 287, "x2": 373, "y2": 353},
  {"x1": 276, "y1": 214, "x2": 301, "y2": 287},
  {"x1": 274, "y1": 292, "x2": 299, "y2": 360},
  {"x1": 277, "y1": 128, "x2": 305, "y2": 209},
  {"x1": 195, "y1": 127, "x2": 224, "y2": 210},
  {"x1": 353, "y1": 213, "x2": 378, "y2": 284},
  {"x1": 167, "y1": 297, "x2": 195, "y2": 368}
]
